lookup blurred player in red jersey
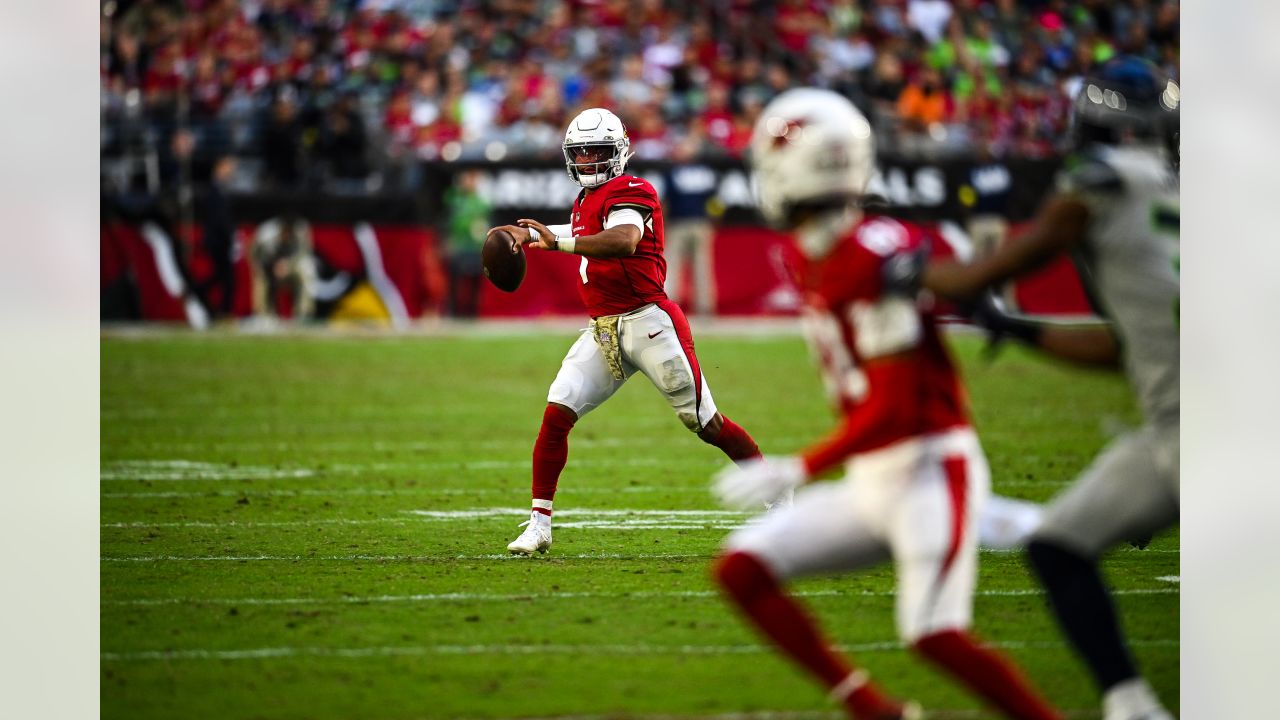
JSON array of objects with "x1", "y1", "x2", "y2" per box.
[
  {"x1": 710, "y1": 89, "x2": 1061, "y2": 720},
  {"x1": 488, "y1": 108, "x2": 765, "y2": 555}
]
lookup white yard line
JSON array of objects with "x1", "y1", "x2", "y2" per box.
[
  {"x1": 101, "y1": 466, "x2": 316, "y2": 481},
  {"x1": 102, "y1": 487, "x2": 715, "y2": 498},
  {"x1": 453, "y1": 709, "x2": 1111, "y2": 720},
  {"x1": 104, "y1": 489, "x2": 433, "y2": 498},
  {"x1": 406, "y1": 508, "x2": 749, "y2": 518},
  {"x1": 103, "y1": 508, "x2": 751, "y2": 529},
  {"x1": 103, "y1": 518, "x2": 416, "y2": 529},
  {"x1": 102, "y1": 553, "x2": 708, "y2": 562},
  {"x1": 100, "y1": 437, "x2": 648, "y2": 452},
  {"x1": 101, "y1": 519, "x2": 742, "y2": 531},
  {"x1": 99, "y1": 459, "x2": 1072, "y2": 489},
  {"x1": 103, "y1": 587, "x2": 1178, "y2": 608},
  {"x1": 101, "y1": 638, "x2": 1178, "y2": 662},
  {"x1": 100, "y1": 457, "x2": 723, "y2": 482}
]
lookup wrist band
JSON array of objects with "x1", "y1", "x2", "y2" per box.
[{"x1": 556, "y1": 236, "x2": 576, "y2": 253}]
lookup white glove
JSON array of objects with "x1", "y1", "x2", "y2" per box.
[{"x1": 713, "y1": 456, "x2": 807, "y2": 511}]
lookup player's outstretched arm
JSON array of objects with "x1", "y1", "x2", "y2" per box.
[
  {"x1": 518, "y1": 218, "x2": 641, "y2": 258},
  {"x1": 1035, "y1": 325, "x2": 1122, "y2": 368},
  {"x1": 924, "y1": 196, "x2": 1090, "y2": 303},
  {"x1": 970, "y1": 291, "x2": 1122, "y2": 369}
]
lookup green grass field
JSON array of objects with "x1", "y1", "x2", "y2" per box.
[{"x1": 101, "y1": 329, "x2": 1178, "y2": 719}]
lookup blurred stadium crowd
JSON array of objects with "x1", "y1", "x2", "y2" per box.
[{"x1": 101, "y1": 0, "x2": 1179, "y2": 193}]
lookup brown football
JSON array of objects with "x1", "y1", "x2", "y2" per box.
[{"x1": 481, "y1": 228, "x2": 526, "y2": 292}]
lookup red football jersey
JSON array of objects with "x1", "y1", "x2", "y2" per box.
[
  {"x1": 569, "y1": 174, "x2": 668, "y2": 317},
  {"x1": 798, "y1": 214, "x2": 970, "y2": 476}
]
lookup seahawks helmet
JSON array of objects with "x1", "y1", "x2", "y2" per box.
[{"x1": 1072, "y1": 56, "x2": 1179, "y2": 148}]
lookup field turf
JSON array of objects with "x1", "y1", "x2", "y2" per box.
[{"x1": 101, "y1": 328, "x2": 1178, "y2": 719}]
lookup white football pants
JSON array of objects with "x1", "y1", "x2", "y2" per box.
[
  {"x1": 725, "y1": 428, "x2": 989, "y2": 643},
  {"x1": 547, "y1": 301, "x2": 719, "y2": 432}
]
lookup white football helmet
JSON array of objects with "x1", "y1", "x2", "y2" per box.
[
  {"x1": 563, "y1": 108, "x2": 633, "y2": 188},
  {"x1": 748, "y1": 88, "x2": 875, "y2": 228}
]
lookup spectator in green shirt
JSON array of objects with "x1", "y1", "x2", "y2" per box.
[{"x1": 443, "y1": 169, "x2": 491, "y2": 318}]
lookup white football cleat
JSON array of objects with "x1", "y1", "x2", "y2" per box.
[
  {"x1": 506, "y1": 512, "x2": 552, "y2": 555},
  {"x1": 1102, "y1": 678, "x2": 1174, "y2": 720}
]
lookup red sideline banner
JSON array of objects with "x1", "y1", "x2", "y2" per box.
[
  {"x1": 102, "y1": 220, "x2": 1091, "y2": 322},
  {"x1": 102, "y1": 221, "x2": 446, "y2": 322}
]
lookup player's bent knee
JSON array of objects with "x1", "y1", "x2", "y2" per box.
[{"x1": 546, "y1": 402, "x2": 578, "y2": 424}]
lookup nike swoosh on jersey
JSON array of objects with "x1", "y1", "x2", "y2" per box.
[
  {"x1": 648, "y1": 330, "x2": 664, "y2": 339},
  {"x1": 629, "y1": 182, "x2": 644, "y2": 187}
]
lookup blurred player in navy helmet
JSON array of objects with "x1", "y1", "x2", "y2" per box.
[
  {"x1": 714, "y1": 88, "x2": 1061, "y2": 720},
  {"x1": 893, "y1": 56, "x2": 1179, "y2": 720},
  {"x1": 487, "y1": 108, "x2": 767, "y2": 555}
]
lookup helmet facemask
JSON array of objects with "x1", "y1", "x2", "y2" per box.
[{"x1": 563, "y1": 139, "x2": 629, "y2": 188}]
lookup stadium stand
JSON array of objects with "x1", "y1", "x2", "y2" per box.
[{"x1": 100, "y1": 0, "x2": 1179, "y2": 194}]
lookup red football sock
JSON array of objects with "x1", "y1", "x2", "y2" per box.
[
  {"x1": 913, "y1": 629, "x2": 1061, "y2": 720},
  {"x1": 715, "y1": 551, "x2": 903, "y2": 719},
  {"x1": 530, "y1": 404, "x2": 576, "y2": 511},
  {"x1": 704, "y1": 415, "x2": 762, "y2": 463}
]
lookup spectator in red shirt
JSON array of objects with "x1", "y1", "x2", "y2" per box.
[
  {"x1": 775, "y1": 0, "x2": 821, "y2": 55},
  {"x1": 700, "y1": 81, "x2": 735, "y2": 147},
  {"x1": 188, "y1": 51, "x2": 224, "y2": 119},
  {"x1": 278, "y1": 35, "x2": 317, "y2": 84},
  {"x1": 628, "y1": 103, "x2": 672, "y2": 160},
  {"x1": 143, "y1": 42, "x2": 184, "y2": 108},
  {"x1": 720, "y1": 104, "x2": 759, "y2": 158},
  {"x1": 384, "y1": 89, "x2": 415, "y2": 148},
  {"x1": 687, "y1": 20, "x2": 721, "y2": 71}
]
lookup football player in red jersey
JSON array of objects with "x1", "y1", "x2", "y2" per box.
[
  {"x1": 487, "y1": 108, "x2": 766, "y2": 555},
  {"x1": 710, "y1": 89, "x2": 1062, "y2": 720}
]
